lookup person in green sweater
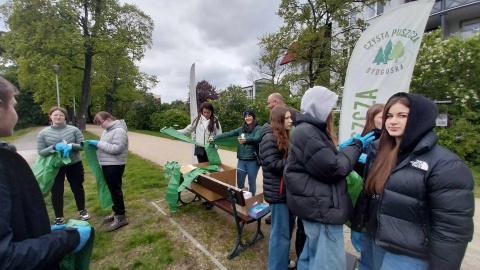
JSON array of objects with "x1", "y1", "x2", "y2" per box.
[
  {"x1": 37, "y1": 107, "x2": 90, "y2": 225},
  {"x1": 212, "y1": 109, "x2": 261, "y2": 195}
]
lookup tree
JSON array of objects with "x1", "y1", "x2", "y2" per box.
[
  {"x1": 195, "y1": 80, "x2": 219, "y2": 106},
  {"x1": 211, "y1": 85, "x2": 251, "y2": 132},
  {"x1": 257, "y1": 0, "x2": 382, "y2": 92},
  {"x1": 390, "y1": 41, "x2": 405, "y2": 63},
  {"x1": 411, "y1": 30, "x2": 480, "y2": 165},
  {"x1": 373, "y1": 47, "x2": 385, "y2": 65},
  {"x1": 383, "y1": 40, "x2": 393, "y2": 63},
  {"x1": 0, "y1": 0, "x2": 155, "y2": 131},
  {"x1": 125, "y1": 93, "x2": 161, "y2": 130}
]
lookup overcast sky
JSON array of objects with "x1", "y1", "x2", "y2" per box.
[{"x1": 0, "y1": 0, "x2": 283, "y2": 103}]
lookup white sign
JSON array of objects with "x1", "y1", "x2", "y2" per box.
[{"x1": 338, "y1": 0, "x2": 435, "y2": 142}]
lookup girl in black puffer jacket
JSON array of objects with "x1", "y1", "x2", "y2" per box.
[
  {"x1": 351, "y1": 93, "x2": 474, "y2": 270},
  {"x1": 259, "y1": 105, "x2": 294, "y2": 270}
]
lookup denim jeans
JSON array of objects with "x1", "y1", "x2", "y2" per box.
[
  {"x1": 236, "y1": 159, "x2": 259, "y2": 195},
  {"x1": 359, "y1": 232, "x2": 386, "y2": 270},
  {"x1": 268, "y1": 203, "x2": 295, "y2": 270},
  {"x1": 359, "y1": 233, "x2": 429, "y2": 270},
  {"x1": 298, "y1": 221, "x2": 345, "y2": 270}
]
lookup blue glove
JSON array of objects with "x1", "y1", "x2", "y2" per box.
[
  {"x1": 358, "y1": 153, "x2": 367, "y2": 164},
  {"x1": 87, "y1": 140, "x2": 99, "y2": 147},
  {"x1": 55, "y1": 142, "x2": 67, "y2": 151},
  {"x1": 63, "y1": 144, "x2": 72, "y2": 158},
  {"x1": 72, "y1": 226, "x2": 92, "y2": 253},
  {"x1": 338, "y1": 137, "x2": 354, "y2": 151},
  {"x1": 355, "y1": 131, "x2": 376, "y2": 149},
  {"x1": 351, "y1": 231, "x2": 362, "y2": 253},
  {"x1": 51, "y1": 224, "x2": 66, "y2": 231}
]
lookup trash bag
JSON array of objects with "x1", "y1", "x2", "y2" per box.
[
  {"x1": 346, "y1": 170, "x2": 363, "y2": 206},
  {"x1": 82, "y1": 142, "x2": 113, "y2": 209},
  {"x1": 32, "y1": 150, "x2": 71, "y2": 197},
  {"x1": 165, "y1": 161, "x2": 182, "y2": 213}
]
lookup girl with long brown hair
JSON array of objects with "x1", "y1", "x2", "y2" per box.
[
  {"x1": 259, "y1": 105, "x2": 294, "y2": 270},
  {"x1": 351, "y1": 93, "x2": 474, "y2": 270},
  {"x1": 284, "y1": 86, "x2": 374, "y2": 270}
]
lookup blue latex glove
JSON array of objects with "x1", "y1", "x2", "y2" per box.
[
  {"x1": 87, "y1": 140, "x2": 99, "y2": 147},
  {"x1": 338, "y1": 137, "x2": 354, "y2": 151},
  {"x1": 72, "y1": 226, "x2": 92, "y2": 253},
  {"x1": 62, "y1": 144, "x2": 72, "y2": 158},
  {"x1": 51, "y1": 224, "x2": 66, "y2": 231},
  {"x1": 358, "y1": 153, "x2": 367, "y2": 164},
  {"x1": 55, "y1": 142, "x2": 66, "y2": 151},
  {"x1": 355, "y1": 131, "x2": 376, "y2": 149},
  {"x1": 351, "y1": 231, "x2": 362, "y2": 253}
]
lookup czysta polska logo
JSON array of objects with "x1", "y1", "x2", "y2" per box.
[{"x1": 363, "y1": 28, "x2": 421, "y2": 76}]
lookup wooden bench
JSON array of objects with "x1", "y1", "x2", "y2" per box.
[{"x1": 178, "y1": 173, "x2": 269, "y2": 259}]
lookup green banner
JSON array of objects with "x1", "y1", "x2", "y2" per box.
[{"x1": 82, "y1": 142, "x2": 113, "y2": 209}]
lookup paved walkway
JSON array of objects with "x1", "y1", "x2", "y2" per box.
[{"x1": 12, "y1": 126, "x2": 479, "y2": 269}]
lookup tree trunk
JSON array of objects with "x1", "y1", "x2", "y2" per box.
[{"x1": 78, "y1": 45, "x2": 94, "y2": 132}]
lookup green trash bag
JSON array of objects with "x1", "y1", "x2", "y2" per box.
[
  {"x1": 165, "y1": 161, "x2": 182, "y2": 213},
  {"x1": 32, "y1": 150, "x2": 71, "y2": 197},
  {"x1": 82, "y1": 142, "x2": 113, "y2": 209},
  {"x1": 345, "y1": 170, "x2": 364, "y2": 228}
]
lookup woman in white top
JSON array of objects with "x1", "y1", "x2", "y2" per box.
[{"x1": 178, "y1": 102, "x2": 222, "y2": 163}]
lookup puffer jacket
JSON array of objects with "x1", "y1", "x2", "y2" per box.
[
  {"x1": 352, "y1": 92, "x2": 474, "y2": 270},
  {"x1": 0, "y1": 146, "x2": 79, "y2": 269},
  {"x1": 259, "y1": 124, "x2": 288, "y2": 204},
  {"x1": 96, "y1": 120, "x2": 129, "y2": 166},
  {"x1": 178, "y1": 115, "x2": 222, "y2": 145},
  {"x1": 214, "y1": 124, "x2": 261, "y2": 160},
  {"x1": 284, "y1": 113, "x2": 363, "y2": 224},
  {"x1": 37, "y1": 123, "x2": 84, "y2": 164}
]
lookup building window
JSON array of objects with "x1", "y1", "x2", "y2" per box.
[
  {"x1": 461, "y1": 18, "x2": 480, "y2": 32},
  {"x1": 367, "y1": 2, "x2": 384, "y2": 19}
]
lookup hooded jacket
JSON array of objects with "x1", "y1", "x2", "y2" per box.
[
  {"x1": 284, "y1": 86, "x2": 363, "y2": 224},
  {"x1": 96, "y1": 120, "x2": 129, "y2": 166},
  {"x1": 178, "y1": 115, "x2": 222, "y2": 146},
  {"x1": 0, "y1": 145, "x2": 79, "y2": 270},
  {"x1": 354, "y1": 93, "x2": 474, "y2": 270},
  {"x1": 214, "y1": 124, "x2": 261, "y2": 160}
]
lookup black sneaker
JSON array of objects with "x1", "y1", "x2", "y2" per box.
[
  {"x1": 265, "y1": 215, "x2": 271, "y2": 225},
  {"x1": 53, "y1": 217, "x2": 65, "y2": 225},
  {"x1": 204, "y1": 202, "x2": 213, "y2": 210},
  {"x1": 78, "y1": 210, "x2": 91, "y2": 221}
]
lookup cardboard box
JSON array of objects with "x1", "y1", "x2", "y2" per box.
[
  {"x1": 248, "y1": 203, "x2": 270, "y2": 219},
  {"x1": 180, "y1": 162, "x2": 236, "y2": 201},
  {"x1": 234, "y1": 193, "x2": 265, "y2": 216}
]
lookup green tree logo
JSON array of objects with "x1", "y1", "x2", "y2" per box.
[
  {"x1": 390, "y1": 41, "x2": 405, "y2": 63},
  {"x1": 372, "y1": 40, "x2": 404, "y2": 65},
  {"x1": 373, "y1": 47, "x2": 386, "y2": 65}
]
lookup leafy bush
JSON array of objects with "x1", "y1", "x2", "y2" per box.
[{"x1": 150, "y1": 109, "x2": 190, "y2": 132}]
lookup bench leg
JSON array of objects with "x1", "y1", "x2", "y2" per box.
[{"x1": 227, "y1": 219, "x2": 265, "y2": 259}]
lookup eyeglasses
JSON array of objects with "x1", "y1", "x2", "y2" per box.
[{"x1": 98, "y1": 119, "x2": 106, "y2": 126}]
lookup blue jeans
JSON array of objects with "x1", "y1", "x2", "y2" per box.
[
  {"x1": 236, "y1": 159, "x2": 259, "y2": 195},
  {"x1": 359, "y1": 233, "x2": 429, "y2": 270},
  {"x1": 268, "y1": 203, "x2": 295, "y2": 270},
  {"x1": 359, "y1": 232, "x2": 386, "y2": 270},
  {"x1": 298, "y1": 221, "x2": 345, "y2": 270}
]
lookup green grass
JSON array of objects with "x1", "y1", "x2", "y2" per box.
[
  {"x1": 472, "y1": 166, "x2": 480, "y2": 198},
  {"x1": 42, "y1": 132, "x2": 270, "y2": 269},
  {"x1": 0, "y1": 126, "x2": 40, "y2": 142},
  {"x1": 130, "y1": 128, "x2": 238, "y2": 152}
]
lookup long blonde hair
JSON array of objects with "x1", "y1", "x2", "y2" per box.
[
  {"x1": 269, "y1": 106, "x2": 290, "y2": 158},
  {"x1": 364, "y1": 96, "x2": 409, "y2": 195}
]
